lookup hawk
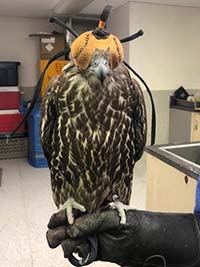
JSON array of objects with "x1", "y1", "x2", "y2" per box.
[{"x1": 40, "y1": 48, "x2": 146, "y2": 224}]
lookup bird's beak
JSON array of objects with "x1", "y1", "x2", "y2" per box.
[{"x1": 97, "y1": 63, "x2": 109, "y2": 82}]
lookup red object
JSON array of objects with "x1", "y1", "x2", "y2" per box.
[
  {"x1": 0, "y1": 110, "x2": 25, "y2": 133},
  {"x1": 0, "y1": 87, "x2": 20, "y2": 109}
]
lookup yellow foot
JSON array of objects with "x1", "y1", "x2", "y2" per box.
[
  {"x1": 59, "y1": 197, "x2": 86, "y2": 225},
  {"x1": 109, "y1": 194, "x2": 131, "y2": 224}
]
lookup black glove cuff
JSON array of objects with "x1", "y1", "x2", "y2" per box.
[{"x1": 97, "y1": 211, "x2": 200, "y2": 267}]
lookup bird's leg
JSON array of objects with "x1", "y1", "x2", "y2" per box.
[
  {"x1": 59, "y1": 197, "x2": 86, "y2": 225},
  {"x1": 108, "y1": 194, "x2": 131, "y2": 224}
]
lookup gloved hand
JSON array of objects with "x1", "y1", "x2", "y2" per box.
[
  {"x1": 47, "y1": 208, "x2": 133, "y2": 265},
  {"x1": 47, "y1": 207, "x2": 200, "y2": 267}
]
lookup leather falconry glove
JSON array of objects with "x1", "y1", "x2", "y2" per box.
[{"x1": 46, "y1": 208, "x2": 200, "y2": 267}]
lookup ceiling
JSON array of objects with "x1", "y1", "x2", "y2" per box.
[
  {"x1": 1, "y1": 0, "x2": 200, "y2": 18},
  {"x1": 0, "y1": 0, "x2": 57, "y2": 17},
  {"x1": 81, "y1": 0, "x2": 200, "y2": 15}
]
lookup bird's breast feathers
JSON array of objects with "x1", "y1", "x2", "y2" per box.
[{"x1": 42, "y1": 64, "x2": 139, "y2": 211}]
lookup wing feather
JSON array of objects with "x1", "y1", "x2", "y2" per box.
[
  {"x1": 40, "y1": 76, "x2": 60, "y2": 164},
  {"x1": 131, "y1": 78, "x2": 147, "y2": 162}
]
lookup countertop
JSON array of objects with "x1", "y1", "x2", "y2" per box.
[{"x1": 145, "y1": 143, "x2": 200, "y2": 180}]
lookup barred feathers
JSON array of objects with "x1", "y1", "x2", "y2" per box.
[{"x1": 40, "y1": 62, "x2": 146, "y2": 212}]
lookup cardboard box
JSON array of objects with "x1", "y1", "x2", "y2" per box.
[
  {"x1": 0, "y1": 87, "x2": 20, "y2": 109},
  {"x1": 40, "y1": 34, "x2": 65, "y2": 60},
  {"x1": 40, "y1": 60, "x2": 69, "y2": 96}
]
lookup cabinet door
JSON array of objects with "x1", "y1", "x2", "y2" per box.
[
  {"x1": 169, "y1": 109, "x2": 191, "y2": 143},
  {"x1": 191, "y1": 113, "x2": 200, "y2": 141},
  {"x1": 146, "y1": 155, "x2": 196, "y2": 213}
]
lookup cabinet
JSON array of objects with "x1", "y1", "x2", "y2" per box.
[
  {"x1": 146, "y1": 154, "x2": 196, "y2": 213},
  {"x1": 169, "y1": 108, "x2": 200, "y2": 143},
  {"x1": 191, "y1": 112, "x2": 200, "y2": 141}
]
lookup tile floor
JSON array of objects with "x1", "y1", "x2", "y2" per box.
[{"x1": 0, "y1": 154, "x2": 146, "y2": 267}]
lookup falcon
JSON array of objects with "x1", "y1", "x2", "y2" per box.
[{"x1": 40, "y1": 48, "x2": 146, "y2": 224}]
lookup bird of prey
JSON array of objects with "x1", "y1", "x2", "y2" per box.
[{"x1": 40, "y1": 48, "x2": 146, "y2": 224}]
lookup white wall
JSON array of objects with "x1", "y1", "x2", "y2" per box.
[
  {"x1": 107, "y1": 3, "x2": 130, "y2": 62},
  {"x1": 108, "y1": 2, "x2": 200, "y2": 91},
  {"x1": 108, "y1": 2, "x2": 200, "y2": 145},
  {"x1": 130, "y1": 2, "x2": 200, "y2": 91},
  {"x1": 0, "y1": 16, "x2": 59, "y2": 87}
]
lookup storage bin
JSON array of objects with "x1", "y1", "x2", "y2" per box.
[
  {"x1": 0, "y1": 87, "x2": 20, "y2": 109},
  {"x1": 0, "y1": 137, "x2": 27, "y2": 159},
  {"x1": 28, "y1": 153, "x2": 48, "y2": 168},
  {"x1": 28, "y1": 104, "x2": 48, "y2": 168},
  {"x1": 0, "y1": 61, "x2": 20, "y2": 86},
  {"x1": 0, "y1": 110, "x2": 25, "y2": 134}
]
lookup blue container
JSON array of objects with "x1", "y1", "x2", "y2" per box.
[
  {"x1": 28, "y1": 104, "x2": 48, "y2": 168},
  {"x1": 194, "y1": 177, "x2": 200, "y2": 215}
]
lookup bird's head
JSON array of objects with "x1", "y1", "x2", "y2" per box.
[
  {"x1": 70, "y1": 6, "x2": 123, "y2": 72},
  {"x1": 89, "y1": 48, "x2": 110, "y2": 82},
  {"x1": 70, "y1": 30, "x2": 123, "y2": 72}
]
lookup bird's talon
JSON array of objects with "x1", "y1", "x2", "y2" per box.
[
  {"x1": 59, "y1": 198, "x2": 86, "y2": 224},
  {"x1": 108, "y1": 196, "x2": 128, "y2": 224}
]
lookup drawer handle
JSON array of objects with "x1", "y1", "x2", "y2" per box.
[
  {"x1": 184, "y1": 175, "x2": 189, "y2": 184},
  {"x1": 194, "y1": 120, "x2": 198, "y2": 131}
]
